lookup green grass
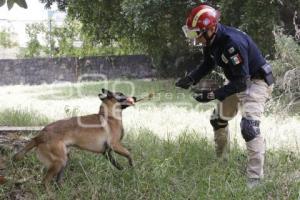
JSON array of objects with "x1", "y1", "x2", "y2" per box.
[
  {"x1": 0, "y1": 80, "x2": 299, "y2": 199},
  {"x1": 0, "y1": 108, "x2": 50, "y2": 126},
  {"x1": 1, "y1": 131, "x2": 300, "y2": 199}
]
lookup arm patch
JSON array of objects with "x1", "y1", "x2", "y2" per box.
[
  {"x1": 228, "y1": 47, "x2": 235, "y2": 54},
  {"x1": 230, "y1": 53, "x2": 243, "y2": 66},
  {"x1": 221, "y1": 54, "x2": 229, "y2": 64},
  {"x1": 223, "y1": 45, "x2": 244, "y2": 66}
]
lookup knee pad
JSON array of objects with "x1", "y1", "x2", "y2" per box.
[
  {"x1": 210, "y1": 117, "x2": 228, "y2": 131},
  {"x1": 240, "y1": 118, "x2": 261, "y2": 142}
]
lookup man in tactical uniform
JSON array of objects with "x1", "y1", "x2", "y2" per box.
[{"x1": 176, "y1": 4, "x2": 274, "y2": 188}]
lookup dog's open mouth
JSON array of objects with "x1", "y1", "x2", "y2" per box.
[
  {"x1": 120, "y1": 97, "x2": 136, "y2": 109},
  {"x1": 126, "y1": 97, "x2": 135, "y2": 105},
  {"x1": 99, "y1": 89, "x2": 137, "y2": 109}
]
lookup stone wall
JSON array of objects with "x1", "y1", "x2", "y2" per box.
[{"x1": 0, "y1": 55, "x2": 155, "y2": 85}]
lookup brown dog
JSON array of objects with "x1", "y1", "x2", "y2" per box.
[{"x1": 13, "y1": 89, "x2": 136, "y2": 187}]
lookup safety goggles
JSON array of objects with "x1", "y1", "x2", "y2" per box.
[{"x1": 182, "y1": 25, "x2": 206, "y2": 39}]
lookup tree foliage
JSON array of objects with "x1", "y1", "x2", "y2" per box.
[
  {"x1": 219, "y1": 0, "x2": 280, "y2": 57},
  {"x1": 278, "y1": 0, "x2": 300, "y2": 36},
  {"x1": 0, "y1": 0, "x2": 27, "y2": 9},
  {"x1": 40, "y1": 0, "x2": 300, "y2": 75},
  {"x1": 22, "y1": 23, "x2": 46, "y2": 57},
  {"x1": 63, "y1": 0, "x2": 206, "y2": 76},
  {"x1": 0, "y1": 29, "x2": 17, "y2": 48},
  {"x1": 20, "y1": 19, "x2": 135, "y2": 58}
]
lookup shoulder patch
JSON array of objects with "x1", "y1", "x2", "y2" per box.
[
  {"x1": 228, "y1": 47, "x2": 235, "y2": 54},
  {"x1": 230, "y1": 53, "x2": 242, "y2": 65},
  {"x1": 221, "y1": 54, "x2": 229, "y2": 64}
]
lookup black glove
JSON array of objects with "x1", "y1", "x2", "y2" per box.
[
  {"x1": 193, "y1": 90, "x2": 215, "y2": 103},
  {"x1": 175, "y1": 75, "x2": 194, "y2": 89}
]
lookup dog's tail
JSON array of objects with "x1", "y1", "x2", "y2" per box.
[{"x1": 13, "y1": 134, "x2": 45, "y2": 161}]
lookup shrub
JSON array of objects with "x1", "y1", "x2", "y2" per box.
[{"x1": 268, "y1": 28, "x2": 300, "y2": 114}]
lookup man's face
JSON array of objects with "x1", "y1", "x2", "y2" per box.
[
  {"x1": 194, "y1": 27, "x2": 216, "y2": 46},
  {"x1": 194, "y1": 33, "x2": 207, "y2": 45}
]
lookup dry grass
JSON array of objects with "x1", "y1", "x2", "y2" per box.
[
  {"x1": 0, "y1": 80, "x2": 300, "y2": 199},
  {"x1": 0, "y1": 80, "x2": 299, "y2": 153}
]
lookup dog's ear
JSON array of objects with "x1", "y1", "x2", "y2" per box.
[
  {"x1": 102, "y1": 88, "x2": 108, "y2": 94},
  {"x1": 101, "y1": 88, "x2": 114, "y2": 98},
  {"x1": 98, "y1": 93, "x2": 107, "y2": 100}
]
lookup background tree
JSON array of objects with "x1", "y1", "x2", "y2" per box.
[
  {"x1": 20, "y1": 18, "x2": 135, "y2": 58},
  {"x1": 63, "y1": 0, "x2": 207, "y2": 76},
  {"x1": 219, "y1": 0, "x2": 279, "y2": 57},
  {"x1": 39, "y1": 0, "x2": 300, "y2": 76},
  {"x1": 21, "y1": 23, "x2": 45, "y2": 57},
  {"x1": 278, "y1": 0, "x2": 300, "y2": 37}
]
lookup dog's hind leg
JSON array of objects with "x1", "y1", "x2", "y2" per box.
[
  {"x1": 38, "y1": 141, "x2": 68, "y2": 188},
  {"x1": 110, "y1": 142, "x2": 134, "y2": 167},
  {"x1": 56, "y1": 150, "x2": 69, "y2": 184},
  {"x1": 56, "y1": 162, "x2": 67, "y2": 184},
  {"x1": 104, "y1": 149, "x2": 123, "y2": 170},
  {"x1": 43, "y1": 161, "x2": 65, "y2": 188}
]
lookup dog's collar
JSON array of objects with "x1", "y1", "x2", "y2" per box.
[{"x1": 98, "y1": 111, "x2": 121, "y2": 120}]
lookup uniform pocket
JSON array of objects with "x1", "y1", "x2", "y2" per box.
[{"x1": 249, "y1": 80, "x2": 270, "y2": 101}]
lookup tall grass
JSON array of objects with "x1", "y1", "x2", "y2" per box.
[
  {"x1": 1, "y1": 131, "x2": 300, "y2": 199},
  {"x1": 0, "y1": 81, "x2": 300, "y2": 199},
  {"x1": 0, "y1": 81, "x2": 299, "y2": 151},
  {"x1": 0, "y1": 108, "x2": 50, "y2": 126}
]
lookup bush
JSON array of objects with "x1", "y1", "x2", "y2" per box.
[
  {"x1": 268, "y1": 29, "x2": 300, "y2": 114},
  {"x1": 272, "y1": 29, "x2": 300, "y2": 76}
]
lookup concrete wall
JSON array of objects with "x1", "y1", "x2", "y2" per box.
[{"x1": 0, "y1": 55, "x2": 155, "y2": 85}]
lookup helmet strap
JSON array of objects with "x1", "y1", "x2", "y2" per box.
[{"x1": 203, "y1": 31, "x2": 216, "y2": 46}]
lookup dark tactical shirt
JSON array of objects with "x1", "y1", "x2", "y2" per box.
[{"x1": 189, "y1": 23, "x2": 266, "y2": 101}]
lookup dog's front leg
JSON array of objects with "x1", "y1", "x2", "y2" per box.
[
  {"x1": 110, "y1": 142, "x2": 134, "y2": 167},
  {"x1": 104, "y1": 149, "x2": 123, "y2": 170}
]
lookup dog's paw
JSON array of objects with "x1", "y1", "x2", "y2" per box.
[
  {"x1": 116, "y1": 165, "x2": 124, "y2": 170},
  {"x1": 129, "y1": 160, "x2": 134, "y2": 167}
]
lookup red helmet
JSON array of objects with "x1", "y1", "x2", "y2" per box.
[{"x1": 182, "y1": 4, "x2": 220, "y2": 39}]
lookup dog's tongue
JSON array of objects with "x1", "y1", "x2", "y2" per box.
[{"x1": 127, "y1": 97, "x2": 135, "y2": 105}]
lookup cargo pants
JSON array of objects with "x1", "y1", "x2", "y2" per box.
[{"x1": 211, "y1": 79, "x2": 273, "y2": 178}]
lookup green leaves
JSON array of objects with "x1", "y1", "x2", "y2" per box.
[
  {"x1": 0, "y1": 29, "x2": 18, "y2": 48},
  {"x1": 38, "y1": 0, "x2": 300, "y2": 75},
  {"x1": 61, "y1": 0, "x2": 203, "y2": 75},
  {"x1": 0, "y1": 0, "x2": 28, "y2": 10},
  {"x1": 14, "y1": 0, "x2": 27, "y2": 9},
  {"x1": 7, "y1": 0, "x2": 13, "y2": 9},
  {"x1": 219, "y1": 0, "x2": 279, "y2": 56},
  {"x1": 0, "y1": 0, "x2": 5, "y2": 7}
]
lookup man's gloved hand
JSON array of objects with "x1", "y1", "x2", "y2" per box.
[
  {"x1": 193, "y1": 90, "x2": 215, "y2": 103},
  {"x1": 175, "y1": 75, "x2": 194, "y2": 89}
]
